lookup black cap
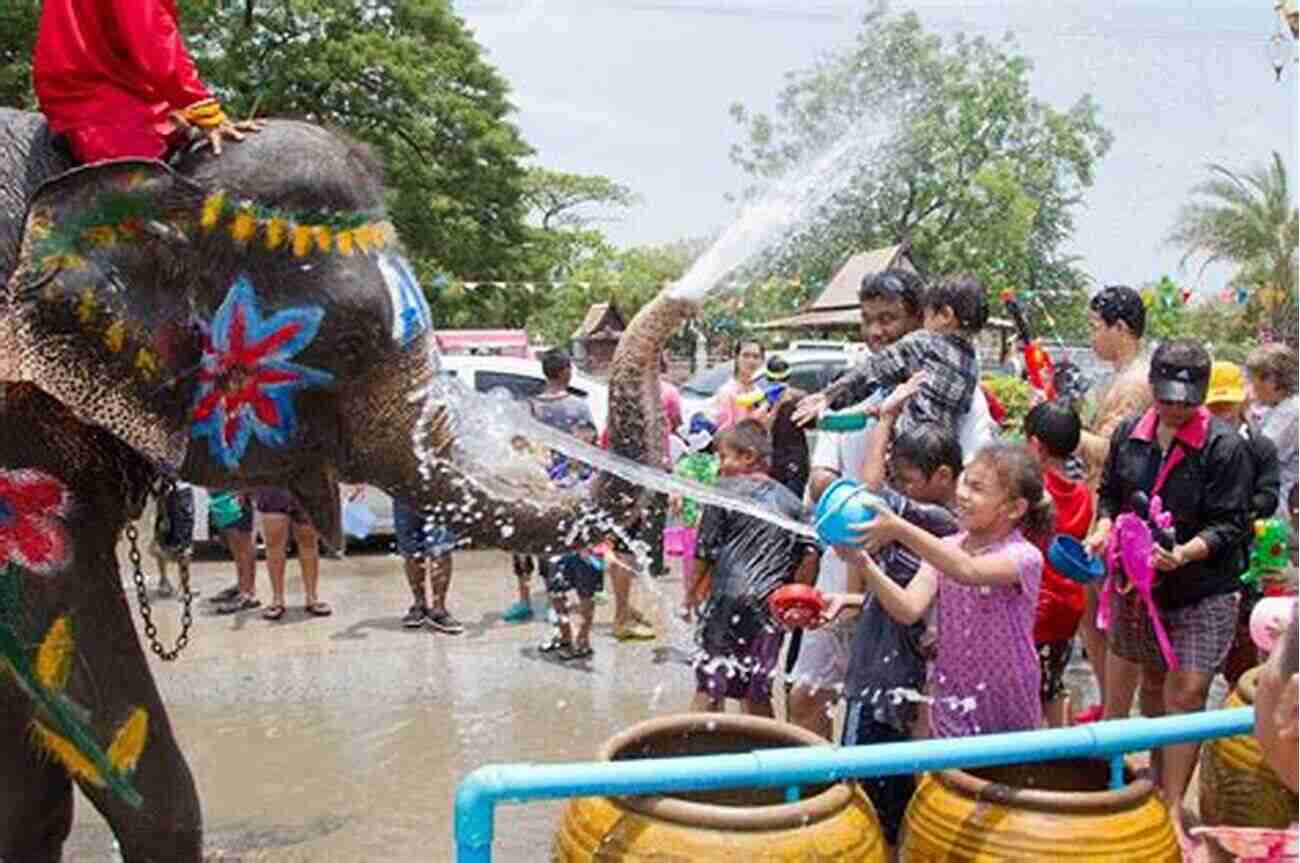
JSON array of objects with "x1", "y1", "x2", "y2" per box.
[{"x1": 1150, "y1": 341, "x2": 1210, "y2": 404}]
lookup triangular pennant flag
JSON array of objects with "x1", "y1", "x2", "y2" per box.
[
  {"x1": 521, "y1": 282, "x2": 536, "y2": 294},
  {"x1": 492, "y1": 281, "x2": 508, "y2": 289},
  {"x1": 462, "y1": 282, "x2": 479, "y2": 291}
]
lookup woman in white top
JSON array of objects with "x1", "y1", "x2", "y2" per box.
[{"x1": 1247, "y1": 343, "x2": 1299, "y2": 518}]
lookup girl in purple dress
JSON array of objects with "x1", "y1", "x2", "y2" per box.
[{"x1": 826, "y1": 444, "x2": 1052, "y2": 737}]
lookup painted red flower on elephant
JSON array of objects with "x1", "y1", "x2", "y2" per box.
[
  {"x1": 0, "y1": 469, "x2": 72, "y2": 574},
  {"x1": 191, "y1": 277, "x2": 333, "y2": 471}
]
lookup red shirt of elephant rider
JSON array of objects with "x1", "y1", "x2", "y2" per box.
[{"x1": 33, "y1": 0, "x2": 259, "y2": 164}]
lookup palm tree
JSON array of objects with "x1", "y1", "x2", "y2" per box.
[{"x1": 1167, "y1": 151, "x2": 1299, "y2": 346}]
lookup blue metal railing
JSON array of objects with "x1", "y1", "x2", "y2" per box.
[{"x1": 454, "y1": 707, "x2": 1255, "y2": 862}]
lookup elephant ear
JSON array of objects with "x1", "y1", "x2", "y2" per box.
[{"x1": 0, "y1": 160, "x2": 206, "y2": 471}]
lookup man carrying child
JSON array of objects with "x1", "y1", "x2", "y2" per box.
[
  {"x1": 692, "y1": 420, "x2": 820, "y2": 717},
  {"x1": 792, "y1": 274, "x2": 989, "y2": 441}
]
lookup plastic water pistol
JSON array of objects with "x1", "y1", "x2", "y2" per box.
[
  {"x1": 1001, "y1": 290, "x2": 1056, "y2": 401},
  {"x1": 1241, "y1": 518, "x2": 1293, "y2": 595},
  {"x1": 736, "y1": 383, "x2": 786, "y2": 409}
]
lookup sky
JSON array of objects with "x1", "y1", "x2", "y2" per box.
[{"x1": 453, "y1": 0, "x2": 1298, "y2": 294}]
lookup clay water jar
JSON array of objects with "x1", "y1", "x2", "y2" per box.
[
  {"x1": 553, "y1": 713, "x2": 886, "y2": 862},
  {"x1": 1199, "y1": 665, "x2": 1299, "y2": 829},
  {"x1": 900, "y1": 757, "x2": 1178, "y2": 861}
]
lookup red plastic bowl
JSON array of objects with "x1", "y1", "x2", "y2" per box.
[{"x1": 768, "y1": 584, "x2": 827, "y2": 629}]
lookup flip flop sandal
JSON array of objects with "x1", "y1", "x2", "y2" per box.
[
  {"x1": 215, "y1": 595, "x2": 260, "y2": 615},
  {"x1": 262, "y1": 604, "x2": 286, "y2": 621},
  {"x1": 304, "y1": 600, "x2": 332, "y2": 617},
  {"x1": 208, "y1": 585, "x2": 241, "y2": 604},
  {"x1": 560, "y1": 643, "x2": 594, "y2": 662},
  {"x1": 539, "y1": 635, "x2": 572, "y2": 654}
]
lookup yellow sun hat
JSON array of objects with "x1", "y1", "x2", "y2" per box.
[{"x1": 1206, "y1": 360, "x2": 1246, "y2": 405}]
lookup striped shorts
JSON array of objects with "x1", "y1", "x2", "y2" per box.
[{"x1": 1108, "y1": 590, "x2": 1240, "y2": 674}]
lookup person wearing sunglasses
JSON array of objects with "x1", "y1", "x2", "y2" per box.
[{"x1": 1084, "y1": 338, "x2": 1251, "y2": 844}]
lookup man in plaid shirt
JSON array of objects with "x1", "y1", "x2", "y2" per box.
[{"x1": 794, "y1": 275, "x2": 988, "y2": 442}]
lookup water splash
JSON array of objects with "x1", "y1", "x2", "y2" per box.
[
  {"x1": 414, "y1": 374, "x2": 825, "y2": 542},
  {"x1": 669, "y1": 117, "x2": 895, "y2": 303}
]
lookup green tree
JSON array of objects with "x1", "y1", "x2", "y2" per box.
[
  {"x1": 527, "y1": 241, "x2": 698, "y2": 347},
  {"x1": 727, "y1": 4, "x2": 1110, "y2": 338},
  {"x1": 1, "y1": 1, "x2": 534, "y2": 281},
  {"x1": 433, "y1": 167, "x2": 641, "y2": 330},
  {"x1": 1166, "y1": 151, "x2": 1299, "y2": 347},
  {"x1": 1139, "y1": 276, "x2": 1188, "y2": 341},
  {"x1": 0, "y1": 2, "x2": 37, "y2": 109},
  {"x1": 521, "y1": 168, "x2": 640, "y2": 231}
]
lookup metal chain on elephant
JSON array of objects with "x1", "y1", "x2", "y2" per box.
[{"x1": 126, "y1": 497, "x2": 194, "y2": 661}]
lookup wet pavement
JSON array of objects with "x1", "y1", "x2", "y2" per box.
[
  {"x1": 63, "y1": 539, "x2": 1226, "y2": 861},
  {"x1": 67, "y1": 543, "x2": 705, "y2": 862}
]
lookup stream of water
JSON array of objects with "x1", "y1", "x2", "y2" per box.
[{"x1": 409, "y1": 117, "x2": 900, "y2": 549}]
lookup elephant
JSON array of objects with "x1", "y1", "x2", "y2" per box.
[{"x1": 0, "y1": 107, "x2": 694, "y2": 861}]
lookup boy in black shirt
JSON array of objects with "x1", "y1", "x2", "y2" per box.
[{"x1": 692, "y1": 420, "x2": 820, "y2": 717}]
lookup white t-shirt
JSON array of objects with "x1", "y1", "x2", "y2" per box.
[
  {"x1": 806, "y1": 424, "x2": 872, "y2": 594},
  {"x1": 805, "y1": 384, "x2": 998, "y2": 592},
  {"x1": 957, "y1": 385, "x2": 999, "y2": 464}
]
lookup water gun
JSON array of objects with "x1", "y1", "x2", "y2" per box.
[
  {"x1": 1101, "y1": 492, "x2": 1178, "y2": 669},
  {"x1": 1241, "y1": 518, "x2": 1293, "y2": 595},
  {"x1": 1001, "y1": 290, "x2": 1056, "y2": 401},
  {"x1": 1131, "y1": 491, "x2": 1177, "y2": 551},
  {"x1": 736, "y1": 383, "x2": 786, "y2": 409}
]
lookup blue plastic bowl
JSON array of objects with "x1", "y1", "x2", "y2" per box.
[
  {"x1": 813, "y1": 478, "x2": 877, "y2": 546},
  {"x1": 1047, "y1": 534, "x2": 1105, "y2": 584}
]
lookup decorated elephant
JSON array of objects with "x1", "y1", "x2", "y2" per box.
[{"x1": 0, "y1": 107, "x2": 692, "y2": 861}]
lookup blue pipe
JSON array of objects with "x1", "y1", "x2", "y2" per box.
[{"x1": 454, "y1": 707, "x2": 1254, "y2": 863}]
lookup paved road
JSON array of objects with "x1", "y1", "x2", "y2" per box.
[
  {"x1": 61, "y1": 539, "x2": 1222, "y2": 861},
  {"x1": 67, "y1": 544, "x2": 701, "y2": 862}
]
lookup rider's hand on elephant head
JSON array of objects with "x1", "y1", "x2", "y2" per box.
[{"x1": 174, "y1": 99, "x2": 263, "y2": 156}]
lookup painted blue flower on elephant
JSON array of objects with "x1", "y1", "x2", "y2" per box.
[{"x1": 191, "y1": 277, "x2": 333, "y2": 471}]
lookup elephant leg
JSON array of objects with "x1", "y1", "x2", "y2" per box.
[
  {"x1": 0, "y1": 690, "x2": 74, "y2": 863},
  {"x1": 59, "y1": 559, "x2": 202, "y2": 863}
]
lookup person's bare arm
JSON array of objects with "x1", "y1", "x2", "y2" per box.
[
  {"x1": 792, "y1": 547, "x2": 820, "y2": 586},
  {"x1": 857, "y1": 508, "x2": 1025, "y2": 588},
  {"x1": 835, "y1": 545, "x2": 937, "y2": 624}
]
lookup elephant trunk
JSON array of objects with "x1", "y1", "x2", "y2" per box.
[{"x1": 340, "y1": 293, "x2": 697, "y2": 554}]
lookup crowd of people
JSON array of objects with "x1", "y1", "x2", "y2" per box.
[
  {"x1": 143, "y1": 270, "x2": 1297, "y2": 858},
  {"x1": 651, "y1": 272, "x2": 1299, "y2": 855}
]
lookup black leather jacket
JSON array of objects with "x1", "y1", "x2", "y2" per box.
[{"x1": 1097, "y1": 408, "x2": 1250, "y2": 610}]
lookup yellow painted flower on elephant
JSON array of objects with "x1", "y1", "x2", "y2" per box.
[
  {"x1": 106, "y1": 708, "x2": 149, "y2": 774},
  {"x1": 34, "y1": 616, "x2": 74, "y2": 692},
  {"x1": 39, "y1": 252, "x2": 85, "y2": 274},
  {"x1": 75, "y1": 289, "x2": 98, "y2": 324},
  {"x1": 200, "y1": 192, "x2": 226, "y2": 230},
  {"x1": 352, "y1": 225, "x2": 372, "y2": 253},
  {"x1": 84, "y1": 225, "x2": 116, "y2": 248},
  {"x1": 313, "y1": 226, "x2": 332, "y2": 253},
  {"x1": 230, "y1": 208, "x2": 257, "y2": 245},
  {"x1": 265, "y1": 218, "x2": 287, "y2": 250},
  {"x1": 292, "y1": 225, "x2": 312, "y2": 257},
  {"x1": 104, "y1": 320, "x2": 126, "y2": 354},
  {"x1": 135, "y1": 348, "x2": 159, "y2": 381},
  {"x1": 335, "y1": 231, "x2": 354, "y2": 256},
  {"x1": 30, "y1": 722, "x2": 103, "y2": 787}
]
